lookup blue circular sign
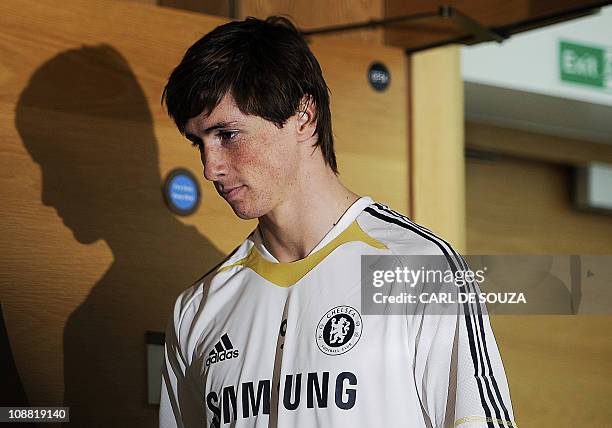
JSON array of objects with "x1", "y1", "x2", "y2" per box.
[
  {"x1": 367, "y1": 62, "x2": 390, "y2": 92},
  {"x1": 163, "y1": 168, "x2": 200, "y2": 216}
]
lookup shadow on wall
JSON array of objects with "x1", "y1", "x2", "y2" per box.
[
  {"x1": 0, "y1": 303, "x2": 35, "y2": 428},
  {"x1": 14, "y1": 45, "x2": 223, "y2": 427}
]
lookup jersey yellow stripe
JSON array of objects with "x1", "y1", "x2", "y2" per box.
[{"x1": 217, "y1": 219, "x2": 387, "y2": 287}]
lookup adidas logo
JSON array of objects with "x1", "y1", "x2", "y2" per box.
[{"x1": 205, "y1": 333, "x2": 240, "y2": 367}]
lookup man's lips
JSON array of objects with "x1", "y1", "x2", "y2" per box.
[{"x1": 221, "y1": 185, "x2": 245, "y2": 199}]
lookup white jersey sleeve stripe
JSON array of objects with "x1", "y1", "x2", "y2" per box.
[
  {"x1": 372, "y1": 204, "x2": 516, "y2": 428},
  {"x1": 376, "y1": 204, "x2": 512, "y2": 427},
  {"x1": 364, "y1": 205, "x2": 516, "y2": 428},
  {"x1": 370, "y1": 204, "x2": 516, "y2": 427},
  {"x1": 456, "y1": 254, "x2": 515, "y2": 428},
  {"x1": 363, "y1": 206, "x2": 497, "y2": 426},
  {"x1": 373, "y1": 203, "x2": 516, "y2": 428}
]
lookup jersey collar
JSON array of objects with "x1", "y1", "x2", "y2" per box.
[
  {"x1": 253, "y1": 196, "x2": 375, "y2": 262},
  {"x1": 218, "y1": 196, "x2": 387, "y2": 287}
]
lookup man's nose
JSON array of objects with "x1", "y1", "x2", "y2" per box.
[{"x1": 202, "y1": 143, "x2": 227, "y2": 181}]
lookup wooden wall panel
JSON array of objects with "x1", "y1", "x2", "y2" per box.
[
  {"x1": 0, "y1": 1, "x2": 409, "y2": 426},
  {"x1": 384, "y1": 0, "x2": 609, "y2": 51},
  {"x1": 238, "y1": 0, "x2": 385, "y2": 43},
  {"x1": 309, "y1": 36, "x2": 409, "y2": 213},
  {"x1": 489, "y1": 315, "x2": 612, "y2": 428},
  {"x1": 0, "y1": 3, "x2": 238, "y2": 427},
  {"x1": 158, "y1": 0, "x2": 232, "y2": 17},
  {"x1": 137, "y1": 0, "x2": 610, "y2": 52},
  {"x1": 467, "y1": 121, "x2": 612, "y2": 165},
  {"x1": 147, "y1": 0, "x2": 386, "y2": 43},
  {"x1": 467, "y1": 156, "x2": 612, "y2": 254},
  {"x1": 466, "y1": 155, "x2": 612, "y2": 427},
  {"x1": 410, "y1": 44, "x2": 466, "y2": 251}
]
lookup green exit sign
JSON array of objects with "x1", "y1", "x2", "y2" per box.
[{"x1": 559, "y1": 40, "x2": 611, "y2": 90}]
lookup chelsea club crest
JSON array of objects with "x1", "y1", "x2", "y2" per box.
[{"x1": 316, "y1": 305, "x2": 362, "y2": 356}]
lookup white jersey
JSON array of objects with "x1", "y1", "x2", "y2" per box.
[{"x1": 159, "y1": 197, "x2": 516, "y2": 428}]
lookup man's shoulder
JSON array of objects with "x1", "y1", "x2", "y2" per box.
[
  {"x1": 357, "y1": 201, "x2": 459, "y2": 257},
  {"x1": 172, "y1": 233, "x2": 255, "y2": 318}
]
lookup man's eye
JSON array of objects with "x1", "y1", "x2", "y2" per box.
[{"x1": 218, "y1": 131, "x2": 238, "y2": 142}]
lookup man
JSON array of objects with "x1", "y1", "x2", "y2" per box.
[{"x1": 159, "y1": 16, "x2": 516, "y2": 428}]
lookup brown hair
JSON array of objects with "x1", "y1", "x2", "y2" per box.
[{"x1": 161, "y1": 16, "x2": 338, "y2": 174}]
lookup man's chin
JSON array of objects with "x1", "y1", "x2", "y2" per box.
[
  {"x1": 229, "y1": 203, "x2": 259, "y2": 220},
  {"x1": 234, "y1": 210, "x2": 257, "y2": 220}
]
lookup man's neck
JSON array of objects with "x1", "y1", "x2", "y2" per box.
[{"x1": 257, "y1": 173, "x2": 360, "y2": 263}]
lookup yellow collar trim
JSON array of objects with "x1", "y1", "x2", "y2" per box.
[{"x1": 217, "y1": 220, "x2": 387, "y2": 287}]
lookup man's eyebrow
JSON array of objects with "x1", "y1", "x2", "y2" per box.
[{"x1": 186, "y1": 121, "x2": 240, "y2": 139}]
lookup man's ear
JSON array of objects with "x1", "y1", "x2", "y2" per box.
[{"x1": 296, "y1": 94, "x2": 317, "y2": 142}]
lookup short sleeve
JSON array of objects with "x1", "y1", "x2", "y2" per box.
[
  {"x1": 159, "y1": 288, "x2": 210, "y2": 428},
  {"x1": 414, "y1": 255, "x2": 517, "y2": 428},
  {"x1": 159, "y1": 299, "x2": 187, "y2": 428}
]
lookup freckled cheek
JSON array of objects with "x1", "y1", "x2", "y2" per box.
[
  {"x1": 229, "y1": 150, "x2": 259, "y2": 173},
  {"x1": 235, "y1": 146, "x2": 284, "y2": 175},
  {"x1": 224, "y1": 152, "x2": 265, "y2": 189},
  {"x1": 234, "y1": 133, "x2": 295, "y2": 187}
]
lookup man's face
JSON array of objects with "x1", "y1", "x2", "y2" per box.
[{"x1": 184, "y1": 92, "x2": 301, "y2": 219}]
